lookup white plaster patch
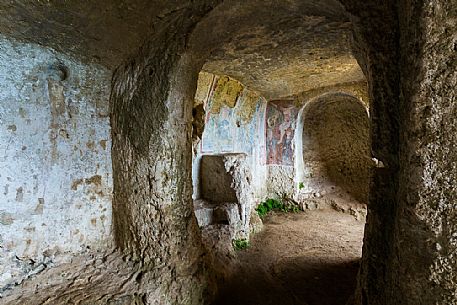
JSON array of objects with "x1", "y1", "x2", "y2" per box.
[{"x1": 0, "y1": 35, "x2": 113, "y2": 289}]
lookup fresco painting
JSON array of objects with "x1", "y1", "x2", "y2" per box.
[
  {"x1": 217, "y1": 107, "x2": 235, "y2": 152},
  {"x1": 257, "y1": 102, "x2": 268, "y2": 164},
  {"x1": 201, "y1": 106, "x2": 235, "y2": 153},
  {"x1": 234, "y1": 99, "x2": 262, "y2": 154},
  {"x1": 265, "y1": 100, "x2": 298, "y2": 166},
  {"x1": 201, "y1": 111, "x2": 216, "y2": 152}
]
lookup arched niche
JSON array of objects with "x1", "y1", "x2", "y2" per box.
[{"x1": 295, "y1": 92, "x2": 371, "y2": 203}]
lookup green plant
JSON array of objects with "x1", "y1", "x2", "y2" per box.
[
  {"x1": 255, "y1": 196, "x2": 301, "y2": 218},
  {"x1": 298, "y1": 182, "x2": 304, "y2": 190},
  {"x1": 255, "y1": 198, "x2": 281, "y2": 217},
  {"x1": 233, "y1": 238, "x2": 250, "y2": 251},
  {"x1": 256, "y1": 203, "x2": 269, "y2": 217}
]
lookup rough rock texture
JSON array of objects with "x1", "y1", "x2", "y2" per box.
[
  {"x1": 190, "y1": 0, "x2": 364, "y2": 100},
  {"x1": 0, "y1": 1, "x2": 365, "y2": 101},
  {"x1": 194, "y1": 154, "x2": 255, "y2": 282},
  {"x1": 0, "y1": 1, "x2": 211, "y2": 69},
  {"x1": 225, "y1": 154, "x2": 256, "y2": 239},
  {"x1": 0, "y1": 35, "x2": 113, "y2": 292},
  {"x1": 266, "y1": 166, "x2": 296, "y2": 199},
  {"x1": 200, "y1": 224, "x2": 237, "y2": 280},
  {"x1": 192, "y1": 72, "x2": 268, "y2": 202},
  {"x1": 331, "y1": 1, "x2": 402, "y2": 304},
  {"x1": 394, "y1": 0, "x2": 457, "y2": 304},
  {"x1": 1, "y1": 251, "x2": 177, "y2": 305},
  {"x1": 194, "y1": 200, "x2": 240, "y2": 227},
  {"x1": 108, "y1": 3, "x2": 223, "y2": 304},
  {"x1": 294, "y1": 80, "x2": 369, "y2": 107},
  {"x1": 194, "y1": 201, "x2": 240, "y2": 280},
  {"x1": 192, "y1": 72, "x2": 213, "y2": 153},
  {"x1": 0, "y1": 3, "x2": 225, "y2": 302},
  {"x1": 192, "y1": 103, "x2": 206, "y2": 147},
  {"x1": 298, "y1": 93, "x2": 371, "y2": 203},
  {"x1": 210, "y1": 77, "x2": 244, "y2": 112},
  {"x1": 200, "y1": 155, "x2": 239, "y2": 203},
  {"x1": 340, "y1": 0, "x2": 457, "y2": 304},
  {"x1": 194, "y1": 72, "x2": 215, "y2": 107},
  {"x1": 197, "y1": 154, "x2": 254, "y2": 239},
  {"x1": 0, "y1": 0, "x2": 456, "y2": 304}
]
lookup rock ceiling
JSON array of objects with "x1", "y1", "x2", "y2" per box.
[
  {"x1": 191, "y1": 0, "x2": 365, "y2": 99},
  {"x1": 0, "y1": 0, "x2": 365, "y2": 99}
]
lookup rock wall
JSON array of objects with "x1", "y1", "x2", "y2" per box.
[
  {"x1": 294, "y1": 81, "x2": 369, "y2": 107},
  {"x1": 109, "y1": 3, "x2": 223, "y2": 304},
  {"x1": 2, "y1": 3, "x2": 225, "y2": 304},
  {"x1": 395, "y1": 0, "x2": 457, "y2": 304},
  {"x1": 296, "y1": 93, "x2": 370, "y2": 203},
  {"x1": 265, "y1": 166, "x2": 296, "y2": 198},
  {"x1": 0, "y1": 35, "x2": 113, "y2": 292},
  {"x1": 335, "y1": 2, "x2": 402, "y2": 303},
  {"x1": 195, "y1": 73, "x2": 370, "y2": 204},
  {"x1": 342, "y1": 0, "x2": 457, "y2": 304},
  {"x1": 3, "y1": 1, "x2": 455, "y2": 304},
  {"x1": 193, "y1": 73, "x2": 268, "y2": 201},
  {"x1": 194, "y1": 74, "x2": 304, "y2": 202},
  {"x1": 200, "y1": 155, "x2": 239, "y2": 203}
]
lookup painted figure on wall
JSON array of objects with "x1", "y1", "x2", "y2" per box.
[
  {"x1": 265, "y1": 101, "x2": 298, "y2": 166},
  {"x1": 217, "y1": 107, "x2": 234, "y2": 152},
  {"x1": 201, "y1": 106, "x2": 235, "y2": 153},
  {"x1": 235, "y1": 99, "x2": 262, "y2": 154},
  {"x1": 201, "y1": 111, "x2": 217, "y2": 152}
]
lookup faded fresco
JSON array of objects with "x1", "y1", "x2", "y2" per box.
[
  {"x1": 202, "y1": 106, "x2": 235, "y2": 153},
  {"x1": 201, "y1": 74, "x2": 265, "y2": 154},
  {"x1": 234, "y1": 100, "x2": 262, "y2": 154},
  {"x1": 265, "y1": 100, "x2": 298, "y2": 166}
]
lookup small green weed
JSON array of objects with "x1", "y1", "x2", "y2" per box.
[
  {"x1": 255, "y1": 196, "x2": 301, "y2": 218},
  {"x1": 233, "y1": 239, "x2": 250, "y2": 251},
  {"x1": 298, "y1": 182, "x2": 304, "y2": 190}
]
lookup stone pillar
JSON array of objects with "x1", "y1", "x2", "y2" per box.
[
  {"x1": 109, "y1": 4, "x2": 220, "y2": 303},
  {"x1": 395, "y1": 0, "x2": 457, "y2": 304},
  {"x1": 343, "y1": 0, "x2": 457, "y2": 304},
  {"x1": 340, "y1": 1, "x2": 401, "y2": 304}
]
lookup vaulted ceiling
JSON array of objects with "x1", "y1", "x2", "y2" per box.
[
  {"x1": 0, "y1": 0, "x2": 365, "y2": 99},
  {"x1": 190, "y1": 0, "x2": 365, "y2": 99}
]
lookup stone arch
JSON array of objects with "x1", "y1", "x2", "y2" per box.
[
  {"x1": 295, "y1": 92, "x2": 370, "y2": 203},
  {"x1": 107, "y1": 1, "x2": 428, "y2": 305},
  {"x1": 108, "y1": 2, "x2": 371, "y2": 303}
]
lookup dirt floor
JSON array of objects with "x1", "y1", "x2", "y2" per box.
[{"x1": 212, "y1": 209, "x2": 365, "y2": 305}]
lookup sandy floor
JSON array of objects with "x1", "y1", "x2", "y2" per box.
[{"x1": 212, "y1": 209, "x2": 365, "y2": 305}]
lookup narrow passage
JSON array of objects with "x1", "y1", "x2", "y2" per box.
[{"x1": 212, "y1": 210, "x2": 365, "y2": 305}]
